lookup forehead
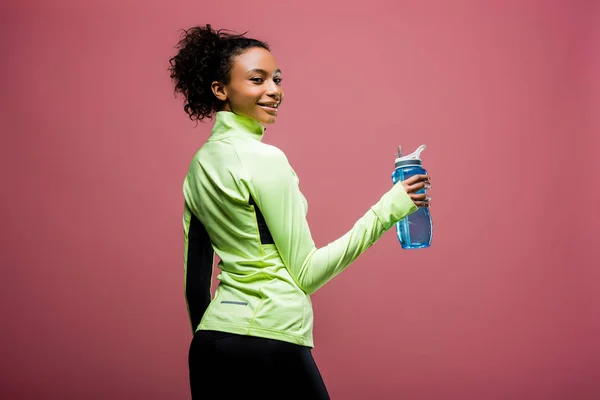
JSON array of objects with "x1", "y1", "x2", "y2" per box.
[{"x1": 231, "y1": 47, "x2": 279, "y2": 74}]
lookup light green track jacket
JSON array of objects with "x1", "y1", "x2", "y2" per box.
[{"x1": 183, "y1": 111, "x2": 418, "y2": 347}]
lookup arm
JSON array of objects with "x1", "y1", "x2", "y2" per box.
[{"x1": 249, "y1": 148, "x2": 418, "y2": 295}]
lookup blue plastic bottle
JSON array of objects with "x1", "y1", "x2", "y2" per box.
[{"x1": 391, "y1": 144, "x2": 432, "y2": 249}]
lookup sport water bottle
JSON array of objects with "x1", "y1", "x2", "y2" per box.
[{"x1": 391, "y1": 144, "x2": 432, "y2": 249}]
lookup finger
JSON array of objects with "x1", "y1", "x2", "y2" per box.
[
  {"x1": 413, "y1": 201, "x2": 430, "y2": 208},
  {"x1": 412, "y1": 195, "x2": 431, "y2": 207},
  {"x1": 404, "y1": 174, "x2": 429, "y2": 185},
  {"x1": 410, "y1": 193, "x2": 428, "y2": 201},
  {"x1": 406, "y1": 181, "x2": 429, "y2": 193}
]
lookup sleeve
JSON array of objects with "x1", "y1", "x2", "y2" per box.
[{"x1": 249, "y1": 148, "x2": 418, "y2": 295}]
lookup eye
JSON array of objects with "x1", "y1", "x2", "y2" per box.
[
  {"x1": 250, "y1": 77, "x2": 264, "y2": 84},
  {"x1": 274, "y1": 77, "x2": 283, "y2": 85}
]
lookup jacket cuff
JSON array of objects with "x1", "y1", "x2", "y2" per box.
[{"x1": 371, "y1": 183, "x2": 418, "y2": 230}]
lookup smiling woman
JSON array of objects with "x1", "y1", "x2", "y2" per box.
[
  {"x1": 212, "y1": 53, "x2": 283, "y2": 124},
  {"x1": 168, "y1": 24, "x2": 429, "y2": 400},
  {"x1": 168, "y1": 25, "x2": 283, "y2": 125}
]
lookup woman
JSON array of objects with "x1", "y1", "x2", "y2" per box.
[{"x1": 169, "y1": 24, "x2": 431, "y2": 400}]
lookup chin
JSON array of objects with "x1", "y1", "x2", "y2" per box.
[
  {"x1": 261, "y1": 117, "x2": 277, "y2": 124},
  {"x1": 256, "y1": 112, "x2": 278, "y2": 125}
]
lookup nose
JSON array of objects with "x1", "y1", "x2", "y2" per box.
[{"x1": 266, "y1": 78, "x2": 282, "y2": 98}]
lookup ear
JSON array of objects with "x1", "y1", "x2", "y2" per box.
[{"x1": 211, "y1": 81, "x2": 227, "y2": 102}]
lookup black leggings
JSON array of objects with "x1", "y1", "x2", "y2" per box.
[{"x1": 189, "y1": 330, "x2": 330, "y2": 399}]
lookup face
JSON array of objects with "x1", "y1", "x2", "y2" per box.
[{"x1": 212, "y1": 47, "x2": 284, "y2": 124}]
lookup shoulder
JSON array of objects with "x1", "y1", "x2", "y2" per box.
[
  {"x1": 233, "y1": 140, "x2": 295, "y2": 186},
  {"x1": 235, "y1": 139, "x2": 289, "y2": 168}
]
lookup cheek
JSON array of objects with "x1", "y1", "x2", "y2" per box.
[
  {"x1": 247, "y1": 87, "x2": 265, "y2": 100},
  {"x1": 233, "y1": 87, "x2": 260, "y2": 104},
  {"x1": 227, "y1": 83, "x2": 265, "y2": 112}
]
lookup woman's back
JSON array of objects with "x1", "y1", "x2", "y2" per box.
[{"x1": 183, "y1": 111, "x2": 315, "y2": 347}]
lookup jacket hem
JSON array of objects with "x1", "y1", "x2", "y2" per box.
[{"x1": 196, "y1": 322, "x2": 314, "y2": 348}]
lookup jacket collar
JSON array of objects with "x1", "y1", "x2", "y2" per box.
[{"x1": 209, "y1": 111, "x2": 265, "y2": 141}]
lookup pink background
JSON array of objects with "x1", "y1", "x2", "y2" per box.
[{"x1": 1, "y1": 0, "x2": 599, "y2": 399}]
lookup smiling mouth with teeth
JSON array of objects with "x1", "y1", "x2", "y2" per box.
[{"x1": 257, "y1": 102, "x2": 280, "y2": 109}]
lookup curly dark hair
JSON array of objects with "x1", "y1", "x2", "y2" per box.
[{"x1": 168, "y1": 24, "x2": 270, "y2": 122}]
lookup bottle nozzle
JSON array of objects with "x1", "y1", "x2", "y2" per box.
[
  {"x1": 395, "y1": 144, "x2": 427, "y2": 162},
  {"x1": 414, "y1": 144, "x2": 426, "y2": 159}
]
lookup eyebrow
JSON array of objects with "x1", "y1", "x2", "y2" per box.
[{"x1": 248, "y1": 68, "x2": 282, "y2": 75}]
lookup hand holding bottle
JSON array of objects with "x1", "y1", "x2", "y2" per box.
[{"x1": 402, "y1": 174, "x2": 431, "y2": 208}]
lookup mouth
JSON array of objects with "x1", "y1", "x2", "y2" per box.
[{"x1": 257, "y1": 101, "x2": 281, "y2": 113}]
